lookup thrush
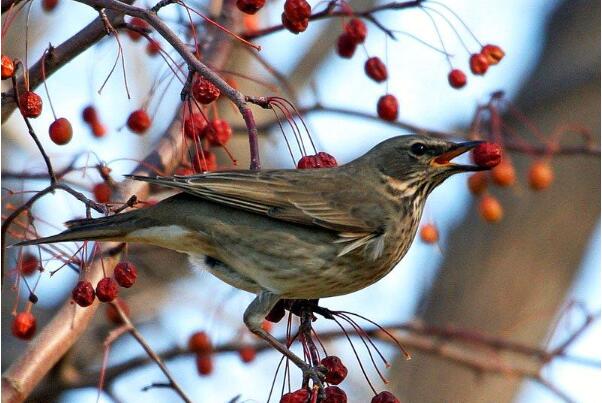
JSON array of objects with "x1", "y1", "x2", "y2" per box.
[{"x1": 16, "y1": 135, "x2": 487, "y2": 387}]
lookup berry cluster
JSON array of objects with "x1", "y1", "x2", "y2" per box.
[
  {"x1": 71, "y1": 261, "x2": 137, "y2": 307},
  {"x1": 448, "y1": 44, "x2": 505, "y2": 89}
]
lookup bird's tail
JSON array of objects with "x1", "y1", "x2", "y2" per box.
[{"x1": 13, "y1": 210, "x2": 147, "y2": 247}]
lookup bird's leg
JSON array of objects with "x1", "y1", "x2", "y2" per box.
[{"x1": 243, "y1": 291, "x2": 326, "y2": 392}]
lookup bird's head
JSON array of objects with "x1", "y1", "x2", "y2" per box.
[{"x1": 361, "y1": 134, "x2": 488, "y2": 193}]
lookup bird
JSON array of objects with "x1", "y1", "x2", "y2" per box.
[{"x1": 16, "y1": 134, "x2": 487, "y2": 386}]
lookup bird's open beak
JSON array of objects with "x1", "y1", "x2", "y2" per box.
[{"x1": 430, "y1": 141, "x2": 487, "y2": 172}]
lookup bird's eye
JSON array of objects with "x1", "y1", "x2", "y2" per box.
[{"x1": 410, "y1": 143, "x2": 427, "y2": 156}]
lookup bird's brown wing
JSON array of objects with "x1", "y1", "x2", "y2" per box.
[{"x1": 127, "y1": 170, "x2": 387, "y2": 233}]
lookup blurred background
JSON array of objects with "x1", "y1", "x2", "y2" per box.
[{"x1": 1, "y1": 0, "x2": 600, "y2": 402}]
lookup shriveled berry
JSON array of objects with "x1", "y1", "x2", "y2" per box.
[
  {"x1": 491, "y1": 160, "x2": 516, "y2": 187},
  {"x1": 316, "y1": 152, "x2": 338, "y2": 168},
  {"x1": 371, "y1": 391, "x2": 400, "y2": 403},
  {"x1": 82, "y1": 105, "x2": 98, "y2": 123},
  {"x1": 114, "y1": 262, "x2": 137, "y2": 288},
  {"x1": 419, "y1": 223, "x2": 438, "y2": 244},
  {"x1": 192, "y1": 150, "x2": 217, "y2": 172},
  {"x1": 127, "y1": 17, "x2": 149, "y2": 41},
  {"x1": 1, "y1": 55, "x2": 15, "y2": 79},
  {"x1": 42, "y1": 0, "x2": 58, "y2": 12},
  {"x1": 96, "y1": 277, "x2": 118, "y2": 302},
  {"x1": 12, "y1": 312, "x2": 36, "y2": 340},
  {"x1": 188, "y1": 331, "x2": 212, "y2": 354},
  {"x1": 239, "y1": 345, "x2": 257, "y2": 363},
  {"x1": 146, "y1": 39, "x2": 161, "y2": 56},
  {"x1": 183, "y1": 113, "x2": 208, "y2": 139},
  {"x1": 281, "y1": 12, "x2": 308, "y2": 34},
  {"x1": 280, "y1": 389, "x2": 310, "y2": 403},
  {"x1": 336, "y1": 34, "x2": 357, "y2": 58},
  {"x1": 16, "y1": 253, "x2": 39, "y2": 276},
  {"x1": 471, "y1": 142, "x2": 502, "y2": 168},
  {"x1": 284, "y1": 0, "x2": 311, "y2": 22},
  {"x1": 481, "y1": 44, "x2": 505, "y2": 65},
  {"x1": 49, "y1": 118, "x2": 73, "y2": 145},
  {"x1": 19, "y1": 91, "x2": 43, "y2": 118},
  {"x1": 528, "y1": 160, "x2": 554, "y2": 191},
  {"x1": 204, "y1": 119, "x2": 232, "y2": 146},
  {"x1": 127, "y1": 109, "x2": 151, "y2": 134},
  {"x1": 320, "y1": 356, "x2": 348, "y2": 385},
  {"x1": 196, "y1": 353, "x2": 213, "y2": 376},
  {"x1": 323, "y1": 386, "x2": 347, "y2": 403},
  {"x1": 479, "y1": 195, "x2": 503, "y2": 223},
  {"x1": 297, "y1": 155, "x2": 319, "y2": 169},
  {"x1": 365, "y1": 57, "x2": 388, "y2": 82},
  {"x1": 192, "y1": 77, "x2": 220, "y2": 104},
  {"x1": 91, "y1": 121, "x2": 107, "y2": 138},
  {"x1": 469, "y1": 53, "x2": 489, "y2": 75},
  {"x1": 467, "y1": 172, "x2": 488, "y2": 195},
  {"x1": 448, "y1": 69, "x2": 467, "y2": 89},
  {"x1": 105, "y1": 298, "x2": 129, "y2": 324},
  {"x1": 72, "y1": 280, "x2": 95, "y2": 307},
  {"x1": 377, "y1": 94, "x2": 398, "y2": 122},
  {"x1": 344, "y1": 18, "x2": 367, "y2": 44},
  {"x1": 93, "y1": 182, "x2": 112, "y2": 203},
  {"x1": 236, "y1": 0, "x2": 266, "y2": 14}
]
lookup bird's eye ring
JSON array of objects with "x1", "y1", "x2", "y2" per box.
[{"x1": 410, "y1": 143, "x2": 427, "y2": 156}]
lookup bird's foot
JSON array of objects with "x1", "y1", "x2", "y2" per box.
[{"x1": 301, "y1": 363, "x2": 327, "y2": 396}]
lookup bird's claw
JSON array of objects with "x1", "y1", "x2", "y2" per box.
[{"x1": 301, "y1": 364, "x2": 327, "y2": 396}]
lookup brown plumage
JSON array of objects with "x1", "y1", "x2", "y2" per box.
[{"x1": 16, "y1": 134, "x2": 486, "y2": 387}]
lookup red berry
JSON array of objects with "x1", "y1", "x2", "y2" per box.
[
  {"x1": 469, "y1": 53, "x2": 489, "y2": 75},
  {"x1": 105, "y1": 298, "x2": 130, "y2": 325},
  {"x1": 12, "y1": 312, "x2": 36, "y2": 340},
  {"x1": 192, "y1": 77, "x2": 220, "y2": 104},
  {"x1": 344, "y1": 18, "x2": 367, "y2": 44},
  {"x1": 192, "y1": 150, "x2": 217, "y2": 172},
  {"x1": 239, "y1": 345, "x2": 257, "y2": 363},
  {"x1": 377, "y1": 94, "x2": 398, "y2": 122},
  {"x1": 261, "y1": 319, "x2": 273, "y2": 332},
  {"x1": 91, "y1": 121, "x2": 107, "y2": 138},
  {"x1": 297, "y1": 155, "x2": 319, "y2": 169},
  {"x1": 316, "y1": 152, "x2": 338, "y2": 168},
  {"x1": 323, "y1": 386, "x2": 347, "y2": 403},
  {"x1": 479, "y1": 195, "x2": 503, "y2": 223},
  {"x1": 204, "y1": 119, "x2": 232, "y2": 146},
  {"x1": 93, "y1": 182, "x2": 112, "y2": 203},
  {"x1": 188, "y1": 331, "x2": 212, "y2": 353},
  {"x1": 127, "y1": 17, "x2": 149, "y2": 41},
  {"x1": 528, "y1": 160, "x2": 554, "y2": 191},
  {"x1": 82, "y1": 105, "x2": 98, "y2": 123},
  {"x1": 127, "y1": 109, "x2": 152, "y2": 134},
  {"x1": 114, "y1": 262, "x2": 137, "y2": 288},
  {"x1": 236, "y1": 0, "x2": 266, "y2": 14},
  {"x1": 196, "y1": 353, "x2": 213, "y2": 375},
  {"x1": 281, "y1": 12, "x2": 308, "y2": 34},
  {"x1": 448, "y1": 69, "x2": 467, "y2": 89},
  {"x1": 183, "y1": 113, "x2": 208, "y2": 139},
  {"x1": 280, "y1": 389, "x2": 310, "y2": 403},
  {"x1": 336, "y1": 34, "x2": 357, "y2": 58},
  {"x1": 42, "y1": 0, "x2": 58, "y2": 12},
  {"x1": 284, "y1": 0, "x2": 311, "y2": 22},
  {"x1": 491, "y1": 160, "x2": 516, "y2": 187},
  {"x1": 19, "y1": 91, "x2": 43, "y2": 118},
  {"x1": 49, "y1": 118, "x2": 73, "y2": 145},
  {"x1": 175, "y1": 166, "x2": 195, "y2": 176},
  {"x1": 467, "y1": 172, "x2": 488, "y2": 195},
  {"x1": 72, "y1": 280, "x2": 96, "y2": 307},
  {"x1": 320, "y1": 356, "x2": 348, "y2": 385},
  {"x1": 419, "y1": 223, "x2": 438, "y2": 244},
  {"x1": 16, "y1": 253, "x2": 39, "y2": 276},
  {"x1": 96, "y1": 277, "x2": 118, "y2": 302},
  {"x1": 471, "y1": 142, "x2": 502, "y2": 168},
  {"x1": 481, "y1": 44, "x2": 505, "y2": 65},
  {"x1": 1, "y1": 55, "x2": 15, "y2": 79},
  {"x1": 371, "y1": 391, "x2": 400, "y2": 403},
  {"x1": 146, "y1": 39, "x2": 161, "y2": 56},
  {"x1": 364, "y1": 57, "x2": 388, "y2": 82}
]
